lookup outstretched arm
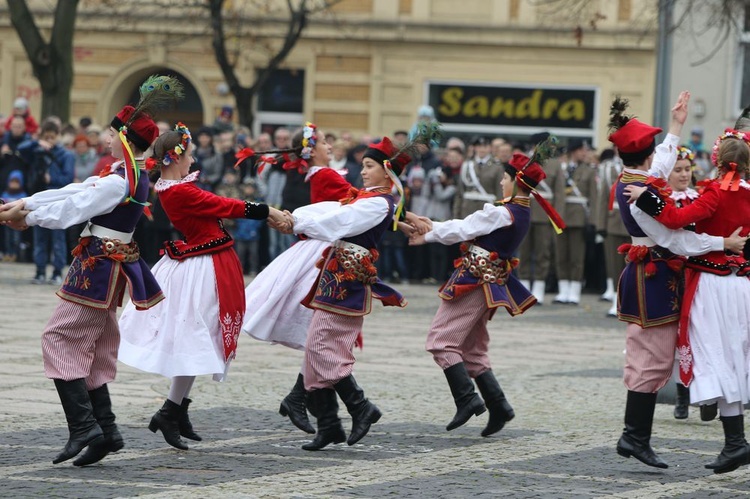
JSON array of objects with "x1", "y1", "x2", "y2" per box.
[{"x1": 424, "y1": 203, "x2": 513, "y2": 246}]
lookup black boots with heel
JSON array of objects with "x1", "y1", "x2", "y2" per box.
[
  {"x1": 474, "y1": 370, "x2": 514, "y2": 437},
  {"x1": 334, "y1": 375, "x2": 382, "y2": 445},
  {"x1": 705, "y1": 415, "x2": 750, "y2": 474},
  {"x1": 52, "y1": 379, "x2": 104, "y2": 464},
  {"x1": 72, "y1": 384, "x2": 123, "y2": 466},
  {"x1": 149, "y1": 399, "x2": 189, "y2": 450},
  {"x1": 443, "y1": 363, "x2": 486, "y2": 431},
  {"x1": 302, "y1": 388, "x2": 346, "y2": 451},
  {"x1": 279, "y1": 374, "x2": 315, "y2": 434},
  {"x1": 616, "y1": 390, "x2": 668, "y2": 469}
]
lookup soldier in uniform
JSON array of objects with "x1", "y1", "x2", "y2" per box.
[
  {"x1": 453, "y1": 136, "x2": 504, "y2": 219},
  {"x1": 595, "y1": 149, "x2": 629, "y2": 316},
  {"x1": 552, "y1": 139, "x2": 598, "y2": 304},
  {"x1": 517, "y1": 132, "x2": 558, "y2": 304}
]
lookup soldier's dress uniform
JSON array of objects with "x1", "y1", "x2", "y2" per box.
[
  {"x1": 595, "y1": 155, "x2": 629, "y2": 316},
  {"x1": 552, "y1": 143, "x2": 598, "y2": 304},
  {"x1": 453, "y1": 153, "x2": 504, "y2": 219},
  {"x1": 517, "y1": 157, "x2": 558, "y2": 303}
]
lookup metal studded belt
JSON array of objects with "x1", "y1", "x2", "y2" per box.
[
  {"x1": 332, "y1": 241, "x2": 378, "y2": 284},
  {"x1": 461, "y1": 244, "x2": 513, "y2": 284}
]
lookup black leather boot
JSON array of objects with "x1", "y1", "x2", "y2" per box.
[
  {"x1": 616, "y1": 390, "x2": 668, "y2": 469},
  {"x1": 705, "y1": 415, "x2": 750, "y2": 474},
  {"x1": 73, "y1": 384, "x2": 123, "y2": 466},
  {"x1": 178, "y1": 398, "x2": 202, "y2": 441},
  {"x1": 52, "y1": 379, "x2": 104, "y2": 464},
  {"x1": 302, "y1": 389, "x2": 346, "y2": 451},
  {"x1": 279, "y1": 374, "x2": 315, "y2": 434},
  {"x1": 673, "y1": 383, "x2": 689, "y2": 420},
  {"x1": 334, "y1": 375, "x2": 382, "y2": 445},
  {"x1": 149, "y1": 399, "x2": 189, "y2": 450},
  {"x1": 474, "y1": 370, "x2": 515, "y2": 437},
  {"x1": 700, "y1": 403, "x2": 718, "y2": 421},
  {"x1": 443, "y1": 363, "x2": 486, "y2": 431}
]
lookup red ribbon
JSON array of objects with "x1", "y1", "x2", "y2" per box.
[
  {"x1": 256, "y1": 155, "x2": 277, "y2": 176},
  {"x1": 234, "y1": 147, "x2": 256, "y2": 170},
  {"x1": 719, "y1": 162, "x2": 741, "y2": 191},
  {"x1": 145, "y1": 157, "x2": 158, "y2": 171},
  {"x1": 283, "y1": 157, "x2": 308, "y2": 174}
]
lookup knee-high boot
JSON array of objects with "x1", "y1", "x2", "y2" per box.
[
  {"x1": 616, "y1": 390, "x2": 668, "y2": 468},
  {"x1": 673, "y1": 383, "x2": 689, "y2": 420},
  {"x1": 149, "y1": 399, "x2": 189, "y2": 450},
  {"x1": 334, "y1": 375, "x2": 382, "y2": 445},
  {"x1": 73, "y1": 384, "x2": 123, "y2": 466},
  {"x1": 302, "y1": 388, "x2": 346, "y2": 451},
  {"x1": 52, "y1": 379, "x2": 104, "y2": 464},
  {"x1": 279, "y1": 373, "x2": 315, "y2": 434},
  {"x1": 474, "y1": 370, "x2": 515, "y2": 437},
  {"x1": 443, "y1": 363, "x2": 486, "y2": 431},
  {"x1": 705, "y1": 415, "x2": 750, "y2": 474}
]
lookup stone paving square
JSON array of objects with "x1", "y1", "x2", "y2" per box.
[{"x1": 1, "y1": 262, "x2": 750, "y2": 498}]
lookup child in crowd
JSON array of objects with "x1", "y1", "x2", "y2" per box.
[
  {"x1": 1, "y1": 170, "x2": 27, "y2": 261},
  {"x1": 234, "y1": 178, "x2": 264, "y2": 276}
]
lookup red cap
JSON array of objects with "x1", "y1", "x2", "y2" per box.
[
  {"x1": 363, "y1": 136, "x2": 411, "y2": 176},
  {"x1": 507, "y1": 152, "x2": 545, "y2": 189},
  {"x1": 110, "y1": 105, "x2": 159, "y2": 152},
  {"x1": 608, "y1": 118, "x2": 662, "y2": 153},
  {"x1": 363, "y1": 136, "x2": 396, "y2": 165}
]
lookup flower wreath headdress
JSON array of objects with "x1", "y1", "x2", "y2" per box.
[
  {"x1": 710, "y1": 128, "x2": 750, "y2": 191},
  {"x1": 161, "y1": 122, "x2": 191, "y2": 166},
  {"x1": 284, "y1": 122, "x2": 317, "y2": 173},
  {"x1": 676, "y1": 146, "x2": 695, "y2": 167}
]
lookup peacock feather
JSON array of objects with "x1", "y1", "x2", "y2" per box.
[
  {"x1": 608, "y1": 96, "x2": 632, "y2": 131},
  {"x1": 392, "y1": 121, "x2": 444, "y2": 163},
  {"x1": 127, "y1": 74, "x2": 185, "y2": 125},
  {"x1": 527, "y1": 134, "x2": 559, "y2": 168}
]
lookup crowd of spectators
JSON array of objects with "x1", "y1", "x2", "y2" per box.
[{"x1": 2, "y1": 102, "x2": 710, "y2": 293}]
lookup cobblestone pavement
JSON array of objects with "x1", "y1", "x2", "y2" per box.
[{"x1": 1, "y1": 261, "x2": 750, "y2": 498}]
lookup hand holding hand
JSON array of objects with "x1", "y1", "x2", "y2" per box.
[
  {"x1": 267, "y1": 207, "x2": 293, "y2": 234},
  {"x1": 409, "y1": 233, "x2": 427, "y2": 246},
  {"x1": 397, "y1": 221, "x2": 416, "y2": 236},
  {"x1": 0, "y1": 200, "x2": 27, "y2": 223},
  {"x1": 724, "y1": 227, "x2": 748, "y2": 255},
  {"x1": 623, "y1": 185, "x2": 647, "y2": 203}
]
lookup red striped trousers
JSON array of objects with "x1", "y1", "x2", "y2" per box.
[
  {"x1": 303, "y1": 310, "x2": 364, "y2": 390},
  {"x1": 42, "y1": 281, "x2": 124, "y2": 391},
  {"x1": 623, "y1": 322, "x2": 677, "y2": 393},
  {"x1": 426, "y1": 287, "x2": 493, "y2": 377}
]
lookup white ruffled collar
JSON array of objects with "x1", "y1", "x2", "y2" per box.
[
  {"x1": 670, "y1": 188, "x2": 699, "y2": 201},
  {"x1": 155, "y1": 171, "x2": 200, "y2": 192},
  {"x1": 305, "y1": 165, "x2": 348, "y2": 182}
]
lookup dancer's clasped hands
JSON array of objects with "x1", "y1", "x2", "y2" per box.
[
  {"x1": 0, "y1": 200, "x2": 30, "y2": 230},
  {"x1": 267, "y1": 207, "x2": 294, "y2": 234}
]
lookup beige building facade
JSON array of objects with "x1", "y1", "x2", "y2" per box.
[{"x1": 0, "y1": 0, "x2": 657, "y2": 148}]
